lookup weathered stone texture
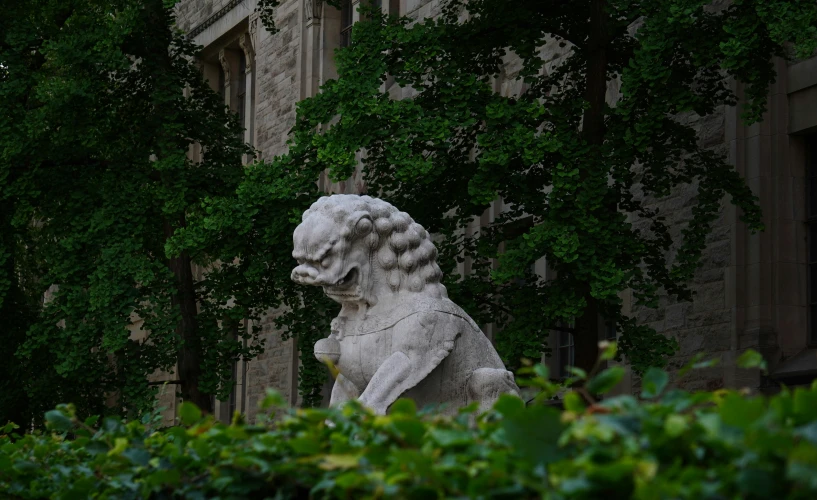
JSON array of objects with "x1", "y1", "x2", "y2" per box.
[
  {"x1": 244, "y1": 311, "x2": 296, "y2": 422},
  {"x1": 405, "y1": 0, "x2": 443, "y2": 21},
  {"x1": 627, "y1": 106, "x2": 734, "y2": 392},
  {"x1": 175, "y1": 0, "x2": 237, "y2": 33},
  {"x1": 292, "y1": 195, "x2": 520, "y2": 414},
  {"x1": 207, "y1": 0, "x2": 302, "y2": 421},
  {"x1": 254, "y1": 0, "x2": 301, "y2": 158}
]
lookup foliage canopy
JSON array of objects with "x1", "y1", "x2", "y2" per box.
[{"x1": 0, "y1": 0, "x2": 258, "y2": 421}]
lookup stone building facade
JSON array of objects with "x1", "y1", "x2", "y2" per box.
[{"x1": 166, "y1": 0, "x2": 817, "y2": 421}]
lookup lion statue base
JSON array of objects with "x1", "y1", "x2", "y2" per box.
[{"x1": 291, "y1": 194, "x2": 519, "y2": 415}]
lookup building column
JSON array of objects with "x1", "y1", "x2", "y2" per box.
[
  {"x1": 725, "y1": 57, "x2": 798, "y2": 389},
  {"x1": 302, "y1": 0, "x2": 322, "y2": 100},
  {"x1": 218, "y1": 49, "x2": 231, "y2": 109},
  {"x1": 239, "y1": 33, "x2": 255, "y2": 163},
  {"x1": 351, "y1": 0, "x2": 362, "y2": 23}
]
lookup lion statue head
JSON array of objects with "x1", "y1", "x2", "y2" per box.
[{"x1": 291, "y1": 195, "x2": 447, "y2": 305}]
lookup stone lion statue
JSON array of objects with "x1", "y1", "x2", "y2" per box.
[{"x1": 291, "y1": 194, "x2": 519, "y2": 415}]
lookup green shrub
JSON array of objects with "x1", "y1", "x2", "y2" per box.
[{"x1": 2, "y1": 348, "x2": 817, "y2": 499}]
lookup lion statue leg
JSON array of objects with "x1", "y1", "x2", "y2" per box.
[
  {"x1": 329, "y1": 373, "x2": 361, "y2": 407},
  {"x1": 467, "y1": 368, "x2": 520, "y2": 414}
]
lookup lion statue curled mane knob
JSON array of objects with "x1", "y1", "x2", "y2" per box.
[{"x1": 291, "y1": 194, "x2": 520, "y2": 415}]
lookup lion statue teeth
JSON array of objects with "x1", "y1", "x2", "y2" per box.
[{"x1": 291, "y1": 194, "x2": 520, "y2": 415}]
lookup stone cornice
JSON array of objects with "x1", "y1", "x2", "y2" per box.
[{"x1": 187, "y1": 0, "x2": 243, "y2": 39}]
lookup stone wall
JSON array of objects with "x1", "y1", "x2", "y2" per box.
[
  {"x1": 244, "y1": 310, "x2": 298, "y2": 421},
  {"x1": 403, "y1": 0, "x2": 442, "y2": 21},
  {"x1": 237, "y1": 0, "x2": 303, "y2": 421},
  {"x1": 175, "y1": 0, "x2": 238, "y2": 34},
  {"x1": 629, "y1": 107, "x2": 736, "y2": 392},
  {"x1": 253, "y1": 0, "x2": 302, "y2": 158}
]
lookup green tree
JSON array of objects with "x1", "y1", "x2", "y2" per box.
[
  {"x1": 0, "y1": 0, "x2": 259, "y2": 420},
  {"x1": 243, "y1": 0, "x2": 817, "y2": 382}
]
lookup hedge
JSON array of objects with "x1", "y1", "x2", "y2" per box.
[{"x1": 2, "y1": 347, "x2": 817, "y2": 499}]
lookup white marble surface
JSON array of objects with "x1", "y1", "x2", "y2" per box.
[{"x1": 292, "y1": 195, "x2": 519, "y2": 414}]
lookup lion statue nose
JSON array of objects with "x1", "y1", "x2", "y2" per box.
[{"x1": 291, "y1": 264, "x2": 319, "y2": 284}]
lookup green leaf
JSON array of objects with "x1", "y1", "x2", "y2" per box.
[
  {"x1": 502, "y1": 405, "x2": 565, "y2": 465},
  {"x1": 567, "y1": 366, "x2": 588, "y2": 380},
  {"x1": 335, "y1": 471, "x2": 366, "y2": 488},
  {"x1": 391, "y1": 398, "x2": 417, "y2": 416},
  {"x1": 599, "y1": 341, "x2": 618, "y2": 361},
  {"x1": 640, "y1": 368, "x2": 669, "y2": 399},
  {"x1": 45, "y1": 410, "x2": 73, "y2": 432},
  {"x1": 737, "y1": 349, "x2": 768, "y2": 372},
  {"x1": 391, "y1": 419, "x2": 426, "y2": 446},
  {"x1": 493, "y1": 393, "x2": 525, "y2": 417},
  {"x1": 429, "y1": 429, "x2": 472, "y2": 447},
  {"x1": 13, "y1": 460, "x2": 39, "y2": 473},
  {"x1": 533, "y1": 364, "x2": 550, "y2": 380},
  {"x1": 737, "y1": 468, "x2": 776, "y2": 498},
  {"x1": 123, "y1": 448, "x2": 151, "y2": 466},
  {"x1": 108, "y1": 437, "x2": 129, "y2": 456},
  {"x1": 675, "y1": 357, "x2": 721, "y2": 383},
  {"x1": 145, "y1": 469, "x2": 181, "y2": 487},
  {"x1": 664, "y1": 414, "x2": 687, "y2": 437},
  {"x1": 586, "y1": 367, "x2": 625, "y2": 395},
  {"x1": 260, "y1": 389, "x2": 287, "y2": 410},
  {"x1": 179, "y1": 402, "x2": 202, "y2": 426},
  {"x1": 794, "y1": 388, "x2": 817, "y2": 422},
  {"x1": 563, "y1": 391, "x2": 586, "y2": 412},
  {"x1": 720, "y1": 393, "x2": 766, "y2": 428},
  {"x1": 794, "y1": 421, "x2": 817, "y2": 445},
  {"x1": 84, "y1": 440, "x2": 110, "y2": 455},
  {"x1": 320, "y1": 454, "x2": 360, "y2": 470},
  {"x1": 289, "y1": 436, "x2": 322, "y2": 455}
]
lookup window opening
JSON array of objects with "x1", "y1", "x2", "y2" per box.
[
  {"x1": 604, "y1": 321, "x2": 617, "y2": 341},
  {"x1": 340, "y1": 0, "x2": 353, "y2": 47},
  {"x1": 808, "y1": 137, "x2": 817, "y2": 343},
  {"x1": 228, "y1": 353, "x2": 238, "y2": 417},
  {"x1": 557, "y1": 325, "x2": 575, "y2": 379},
  {"x1": 237, "y1": 51, "x2": 247, "y2": 137},
  {"x1": 218, "y1": 64, "x2": 225, "y2": 102}
]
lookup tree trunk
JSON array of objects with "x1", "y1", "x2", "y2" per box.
[
  {"x1": 164, "y1": 215, "x2": 212, "y2": 412},
  {"x1": 0, "y1": 205, "x2": 31, "y2": 426},
  {"x1": 573, "y1": 0, "x2": 610, "y2": 372}
]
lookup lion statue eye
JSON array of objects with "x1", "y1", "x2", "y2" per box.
[{"x1": 321, "y1": 258, "x2": 331, "y2": 268}]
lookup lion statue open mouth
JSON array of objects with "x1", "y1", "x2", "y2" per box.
[{"x1": 292, "y1": 194, "x2": 519, "y2": 415}]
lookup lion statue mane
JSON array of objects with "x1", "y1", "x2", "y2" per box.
[{"x1": 296, "y1": 194, "x2": 445, "y2": 296}]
